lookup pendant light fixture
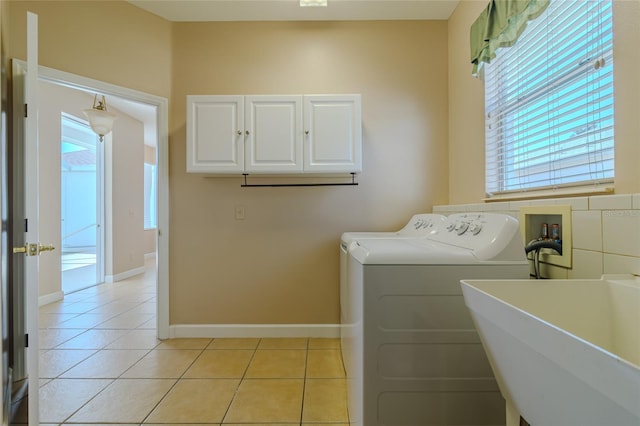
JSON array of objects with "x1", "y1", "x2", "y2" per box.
[{"x1": 83, "y1": 94, "x2": 117, "y2": 142}]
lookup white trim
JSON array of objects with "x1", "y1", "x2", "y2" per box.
[
  {"x1": 144, "y1": 252, "x2": 156, "y2": 260},
  {"x1": 105, "y1": 266, "x2": 145, "y2": 283},
  {"x1": 38, "y1": 291, "x2": 63, "y2": 307},
  {"x1": 29, "y1": 63, "x2": 170, "y2": 339},
  {"x1": 484, "y1": 184, "x2": 614, "y2": 202},
  {"x1": 170, "y1": 324, "x2": 341, "y2": 339}
]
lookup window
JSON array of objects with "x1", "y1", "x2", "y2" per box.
[
  {"x1": 484, "y1": 0, "x2": 614, "y2": 196},
  {"x1": 144, "y1": 162, "x2": 157, "y2": 229}
]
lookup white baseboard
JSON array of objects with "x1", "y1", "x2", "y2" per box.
[
  {"x1": 105, "y1": 266, "x2": 145, "y2": 283},
  {"x1": 169, "y1": 324, "x2": 341, "y2": 339},
  {"x1": 39, "y1": 291, "x2": 64, "y2": 307}
]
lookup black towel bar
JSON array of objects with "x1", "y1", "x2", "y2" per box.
[{"x1": 240, "y1": 173, "x2": 358, "y2": 187}]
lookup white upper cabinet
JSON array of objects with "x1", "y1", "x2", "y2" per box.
[
  {"x1": 186, "y1": 94, "x2": 362, "y2": 174},
  {"x1": 304, "y1": 95, "x2": 362, "y2": 173},
  {"x1": 186, "y1": 95, "x2": 244, "y2": 173},
  {"x1": 245, "y1": 95, "x2": 303, "y2": 173}
]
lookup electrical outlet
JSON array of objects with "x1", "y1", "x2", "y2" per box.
[{"x1": 235, "y1": 206, "x2": 245, "y2": 220}]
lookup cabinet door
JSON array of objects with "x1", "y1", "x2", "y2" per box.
[
  {"x1": 245, "y1": 95, "x2": 303, "y2": 174},
  {"x1": 303, "y1": 95, "x2": 362, "y2": 173},
  {"x1": 186, "y1": 95, "x2": 244, "y2": 173}
]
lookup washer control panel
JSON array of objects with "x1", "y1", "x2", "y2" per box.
[
  {"x1": 446, "y1": 214, "x2": 485, "y2": 236},
  {"x1": 397, "y1": 214, "x2": 448, "y2": 236},
  {"x1": 430, "y1": 213, "x2": 520, "y2": 253}
]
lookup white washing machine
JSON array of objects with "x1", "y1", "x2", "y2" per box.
[{"x1": 343, "y1": 213, "x2": 529, "y2": 426}]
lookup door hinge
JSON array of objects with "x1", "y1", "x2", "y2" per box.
[
  {"x1": 25, "y1": 333, "x2": 28, "y2": 348},
  {"x1": 24, "y1": 103, "x2": 28, "y2": 118}
]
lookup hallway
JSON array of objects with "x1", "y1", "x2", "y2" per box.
[{"x1": 32, "y1": 260, "x2": 349, "y2": 425}]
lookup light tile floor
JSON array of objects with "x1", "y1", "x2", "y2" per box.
[{"x1": 29, "y1": 261, "x2": 349, "y2": 425}]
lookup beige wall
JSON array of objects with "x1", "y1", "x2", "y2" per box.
[
  {"x1": 610, "y1": 0, "x2": 640, "y2": 194},
  {"x1": 105, "y1": 108, "x2": 145, "y2": 277},
  {"x1": 447, "y1": 0, "x2": 640, "y2": 204},
  {"x1": 447, "y1": 0, "x2": 487, "y2": 205},
  {"x1": 7, "y1": 1, "x2": 172, "y2": 99},
  {"x1": 171, "y1": 21, "x2": 449, "y2": 324},
  {"x1": 39, "y1": 81, "x2": 146, "y2": 296}
]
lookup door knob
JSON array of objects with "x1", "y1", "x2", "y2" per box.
[
  {"x1": 13, "y1": 245, "x2": 27, "y2": 254},
  {"x1": 13, "y1": 243, "x2": 56, "y2": 256},
  {"x1": 39, "y1": 244, "x2": 56, "y2": 253},
  {"x1": 13, "y1": 243, "x2": 38, "y2": 256}
]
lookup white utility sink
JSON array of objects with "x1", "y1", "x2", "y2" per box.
[{"x1": 460, "y1": 275, "x2": 640, "y2": 426}]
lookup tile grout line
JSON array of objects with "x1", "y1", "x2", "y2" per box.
[
  {"x1": 57, "y1": 377, "x2": 117, "y2": 425},
  {"x1": 219, "y1": 337, "x2": 262, "y2": 425},
  {"x1": 339, "y1": 338, "x2": 351, "y2": 425},
  {"x1": 299, "y1": 338, "x2": 310, "y2": 426},
  {"x1": 138, "y1": 337, "x2": 213, "y2": 425}
]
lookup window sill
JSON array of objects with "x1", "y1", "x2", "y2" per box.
[{"x1": 484, "y1": 184, "x2": 614, "y2": 203}]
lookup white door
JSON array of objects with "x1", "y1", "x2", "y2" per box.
[
  {"x1": 12, "y1": 12, "x2": 42, "y2": 426},
  {"x1": 303, "y1": 95, "x2": 362, "y2": 173},
  {"x1": 186, "y1": 95, "x2": 244, "y2": 173},
  {"x1": 245, "y1": 95, "x2": 303, "y2": 173},
  {"x1": 25, "y1": 12, "x2": 41, "y2": 425}
]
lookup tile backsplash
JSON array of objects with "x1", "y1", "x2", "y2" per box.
[{"x1": 433, "y1": 193, "x2": 640, "y2": 279}]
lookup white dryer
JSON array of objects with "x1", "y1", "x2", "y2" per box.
[
  {"x1": 343, "y1": 213, "x2": 528, "y2": 426},
  {"x1": 339, "y1": 214, "x2": 447, "y2": 367}
]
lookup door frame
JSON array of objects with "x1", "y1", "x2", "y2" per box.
[{"x1": 33, "y1": 64, "x2": 170, "y2": 338}]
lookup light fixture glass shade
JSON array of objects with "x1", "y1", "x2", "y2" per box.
[
  {"x1": 83, "y1": 94, "x2": 117, "y2": 142},
  {"x1": 300, "y1": 0, "x2": 327, "y2": 6}
]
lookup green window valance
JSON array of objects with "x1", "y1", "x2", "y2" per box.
[{"x1": 470, "y1": 0, "x2": 550, "y2": 76}]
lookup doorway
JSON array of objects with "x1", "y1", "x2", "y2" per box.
[
  {"x1": 60, "y1": 115, "x2": 105, "y2": 293},
  {"x1": 37, "y1": 65, "x2": 169, "y2": 339}
]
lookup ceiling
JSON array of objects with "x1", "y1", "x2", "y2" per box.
[{"x1": 127, "y1": 0, "x2": 460, "y2": 22}]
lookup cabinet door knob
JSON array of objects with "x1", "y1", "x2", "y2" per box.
[
  {"x1": 237, "y1": 130, "x2": 242, "y2": 136},
  {"x1": 245, "y1": 130, "x2": 250, "y2": 136},
  {"x1": 305, "y1": 130, "x2": 310, "y2": 135}
]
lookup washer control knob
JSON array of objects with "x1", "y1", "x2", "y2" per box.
[
  {"x1": 446, "y1": 222, "x2": 456, "y2": 232},
  {"x1": 455, "y1": 222, "x2": 469, "y2": 235},
  {"x1": 469, "y1": 223, "x2": 483, "y2": 235}
]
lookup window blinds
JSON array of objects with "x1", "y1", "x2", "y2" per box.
[{"x1": 484, "y1": 0, "x2": 614, "y2": 196}]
